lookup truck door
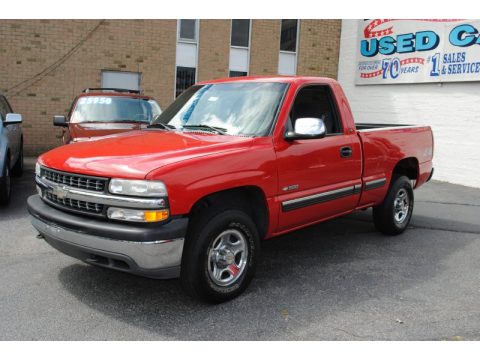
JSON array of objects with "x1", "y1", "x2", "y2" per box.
[{"x1": 275, "y1": 85, "x2": 362, "y2": 232}]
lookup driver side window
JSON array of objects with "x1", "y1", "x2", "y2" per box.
[{"x1": 288, "y1": 85, "x2": 342, "y2": 135}]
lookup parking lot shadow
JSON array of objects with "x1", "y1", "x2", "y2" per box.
[
  {"x1": 0, "y1": 168, "x2": 36, "y2": 222},
  {"x1": 57, "y1": 211, "x2": 474, "y2": 340}
]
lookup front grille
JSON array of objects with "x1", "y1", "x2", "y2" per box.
[
  {"x1": 41, "y1": 167, "x2": 107, "y2": 192},
  {"x1": 45, "y1": 192, "x2": 104, "y2": 215}
]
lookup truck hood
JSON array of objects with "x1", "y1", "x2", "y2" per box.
[
  {"x1": 39, "y1": 130, "x2": 254, "y2": 179},
  {"x1": 69, "y1": 122, "x2": 149, "y2": 141}
]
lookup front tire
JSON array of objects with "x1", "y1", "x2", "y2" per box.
[
  {"x1": 0, "y1": 157, "x2": 12, "y2": 205},
  {"x1": 373, "y1": 175, "x2": 414, "y2": 235},
  {"x1": 181, "y1": 209, "x2": 260, "y2": 303}
]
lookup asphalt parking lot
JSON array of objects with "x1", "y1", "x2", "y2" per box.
[{"x1": 1, "y1": 160, "x2": 479, "y2": 340}]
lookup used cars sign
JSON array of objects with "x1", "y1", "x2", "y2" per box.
[{"x1": 355, "y1": 19, "x2": 480, "y2": 84}]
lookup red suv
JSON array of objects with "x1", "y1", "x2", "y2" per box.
[{"x1": 53, "y1": 88, "x2": 162, "y2": 143}]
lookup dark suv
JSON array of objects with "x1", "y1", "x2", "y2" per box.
[{"x1": 0, "y1": 94, "x2": 23, "y2": 205}]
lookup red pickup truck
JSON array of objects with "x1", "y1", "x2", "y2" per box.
[{"x1": 28, "y1": 76, "x2": 434, "y2": 303}]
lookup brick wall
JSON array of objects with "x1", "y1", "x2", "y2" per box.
[
  {"x1": 250, "y1": 20, "x2": 282, "y2": 75},
  {"x1": 0, "y1": 19, "x2": 341, "y2": 155},
  {"x1": 297, "y1": 19, "x2": 341, "y2": 78},
  {"x1": 197, "y1": 20, "x2": 230, "y2": 81}
]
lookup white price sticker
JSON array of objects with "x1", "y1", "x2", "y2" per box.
[{"x1": 79, "y1": 97, "x2": 112, "y2": 105}]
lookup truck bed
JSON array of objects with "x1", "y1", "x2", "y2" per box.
[{"x1": 356, "y1": 124, "x2": 434, "y2": 207}]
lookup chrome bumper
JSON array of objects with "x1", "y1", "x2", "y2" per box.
[
  {"x1": 28, "y1": 194, "x2": 187, "y2": 279},
  {"x1": 31, "y1": 216, "x2": 184, "y2": 279}
]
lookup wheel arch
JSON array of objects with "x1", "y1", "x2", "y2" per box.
[
  {"x1": 188, "y1": 185, "x2": 269, "y2": 240},
  {"x1": 392, "y1": 157, "x2": 419, "y2": 183}
]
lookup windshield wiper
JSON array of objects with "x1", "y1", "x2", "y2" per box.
[
  {"x1": 182, "y1": 124, "x2": 227, "y2": 135},
  {"x1": 118, "y1": 120, "x2": 150, "y2": 123},
  {"x1": 78, "y1": 120, "x2": 147, "y2": 124},
  {"x1": 146, "y1": 123, "x2": 176, "y2": 130}
]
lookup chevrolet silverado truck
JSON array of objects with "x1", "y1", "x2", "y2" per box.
[
  {"x1": 53, "y1": 88, "x2": 162, "y2": 144},
  {"x1": 28, "y1": 76, "x2": 434, "y2": 303}
]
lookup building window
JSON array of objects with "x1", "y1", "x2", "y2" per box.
[
  {"x1": 178, "y1": 19, "x2": 197, "y2": 41},
  {"x1": 229, "y1": 71, "x2": 248, "y2": 77},
  {"x1": 231, "y1": 19, "x2": 250, "y2": 48},
  {"x1": 229, "y1": 19, "x2": 251, "y2": 77},
  {"x1": 176, "y1": 66, "x2": 196, "y2": 97},
  {"x1": 176, "y1": 20, "x2": 199, "y2": 97},
  {"x1": 280, "y1": 19, "x2": 298, "y2": 52},
  {"x1": 278, "y1": 19, "x2": 299, "y2": 75},
  {"x1": 101, "y1": 70, "x2": 141, "y2": 91}
]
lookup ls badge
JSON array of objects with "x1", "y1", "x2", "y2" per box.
[{"x1": 282, "y1": 184, "x2": 299, "y2": 192}]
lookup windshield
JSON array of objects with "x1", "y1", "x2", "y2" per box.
[
  {"x1": 153, "y1": 82, "x2": 287, "y2": 136},
  {"x1": 71, "y1": 96, "x2": 162, "y2": 123}
]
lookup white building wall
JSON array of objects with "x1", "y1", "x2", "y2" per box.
[{"x1": 338, "y1": 20, "x2": 480, "y2": 189}]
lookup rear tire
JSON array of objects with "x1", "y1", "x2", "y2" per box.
[
  {"x1": 0, "y1": 157, "x2": 12, "y2": 205},
  {"x1": 181, "y1": 209, "x2": 260, "y2": 303},
  {"x1": 373, "y1": 175, "x2": 414, "y2": 235}
]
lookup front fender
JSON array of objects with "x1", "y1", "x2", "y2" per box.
[{"x1": 146, "y1": 137, "x2": 278, "y2": 216}]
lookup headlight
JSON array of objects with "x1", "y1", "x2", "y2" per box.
[
  {"x1": 108, "y1": 179, "x2": 167, "y2": 197},
  {"x1": 107, "y1": 207, "x2": 169, "y2": 222},
  {"x1": 35, "y1": 162, "x2": 41, "y2": 177}
]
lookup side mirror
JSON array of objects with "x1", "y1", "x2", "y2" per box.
[
  {"x1": 53, "y1": 115, "x2": 68, "y2": 127},
  {"x1": 285, "y1": 117, "x2": 326, "y2": 140},
  {"x1": 4, "y1": 113, "x2": 22, "y2": 125}
]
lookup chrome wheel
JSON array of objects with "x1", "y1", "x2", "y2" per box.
[
  {"x1": 207, "y1": 229, "x2": 248, "y2": 287},
  {"x1": 393, "y1": 188, "x2": 409, "y2": 224}
]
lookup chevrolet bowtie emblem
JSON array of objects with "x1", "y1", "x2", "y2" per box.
[{"x1": 51, "y1": 186, "x2": 69, "y2": 200}]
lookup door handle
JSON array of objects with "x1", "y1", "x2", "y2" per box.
[{"x1": 340, "y1": 146, "x2": 353, "y2": 158}]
